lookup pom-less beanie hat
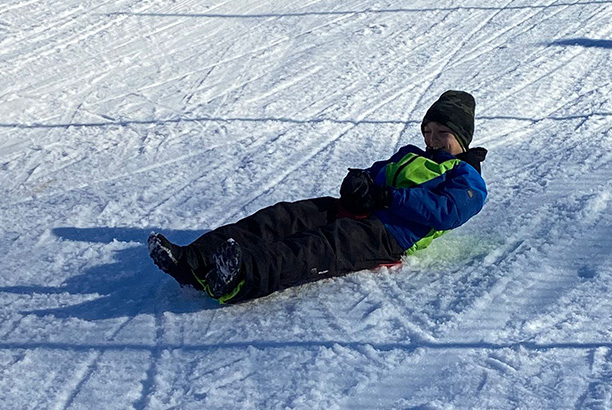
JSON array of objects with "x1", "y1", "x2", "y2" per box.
[{"x1": 421, "y1": 90, "x2": 476, "y2": 151}]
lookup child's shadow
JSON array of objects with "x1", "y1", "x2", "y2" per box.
[{"x1": 5, "y1": 227, "x2": 220, "y2": 321}]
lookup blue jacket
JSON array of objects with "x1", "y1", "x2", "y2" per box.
[{"x1": 365, "y1": 145, "x2": 487, "y2": 251}]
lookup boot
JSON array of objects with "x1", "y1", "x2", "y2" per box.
[
  {"x1": 206, "y1": 238, "x2": 244, "y2": 298},
  {"x1": 148, "y1": 232, "x2": 202, "y2": 289}
]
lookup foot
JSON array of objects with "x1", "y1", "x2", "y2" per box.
[
  {"x1": 207, "y1": 238, "x2": 243, "y2": 298},
  {"x1": 148, "y1": 232, "x2": 200, "y2": 288},
  {"x1": 148, "y1": 232, "x2": 180, "y2": 273}
]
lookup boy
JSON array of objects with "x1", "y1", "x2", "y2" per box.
[{"x1": 149, "y1": 90, "x2": 487, "y2": 303}]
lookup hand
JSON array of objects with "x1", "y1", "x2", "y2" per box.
[{"x1": 340, "y1": 169, "x2": 391, "y2": 214}]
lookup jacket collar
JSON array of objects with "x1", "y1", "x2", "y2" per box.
[
  {"x1": 456, "y1": 147, "x2": 488, "y2": 174},
  {"x1": 425, "y1": 147, "x2": 488, "y2": 174}
]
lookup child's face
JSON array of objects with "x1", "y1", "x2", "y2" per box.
[{"x1": 423, "y1": 121, "x2": 464, "y2": 155}]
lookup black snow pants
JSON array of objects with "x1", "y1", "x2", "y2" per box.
[{"x1": 183, "y1": 197, "x2": 404, "y2": 303}]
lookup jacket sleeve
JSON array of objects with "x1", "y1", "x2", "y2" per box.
[
  {"x1": 365, "y1": 145, "x2": 421, "y2": 180},
  {"x1": 387, "y1": 162, "x2": 487, "y2": 230}
]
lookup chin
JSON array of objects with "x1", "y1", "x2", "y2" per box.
[{"x1": 427, "y1": 146, "x2": 447, "y2": 152}]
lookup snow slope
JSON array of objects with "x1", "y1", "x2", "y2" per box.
[{"x1": 1, "y1": 0, "x2": 612, "y2": 408}]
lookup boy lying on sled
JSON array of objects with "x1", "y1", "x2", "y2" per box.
[{"x1": 148, "y1": 90, "x2": 487, "y2": 304}]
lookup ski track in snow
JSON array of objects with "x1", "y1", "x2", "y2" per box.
[{"x1": 2, "y1": 0, "x2": 612, "y2": 408}]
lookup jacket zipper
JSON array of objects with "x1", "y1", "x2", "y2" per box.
[{"x1": 392, "y1": 155, "x2": 419, "y2": 186}]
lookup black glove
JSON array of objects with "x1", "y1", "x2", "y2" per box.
[{"x1": 339, "y1": 169, "x2": 391, "y2": 214}]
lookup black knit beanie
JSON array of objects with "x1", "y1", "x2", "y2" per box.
[{"x1": 421, "y1": 90, "x2": 476, "y2": 151}]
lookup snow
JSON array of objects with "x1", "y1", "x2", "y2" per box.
[{"x1": 1, "y1": 0, "x2": 612, "y2": 408}]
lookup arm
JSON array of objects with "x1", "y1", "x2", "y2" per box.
[
  {"x1": 339, "y1": 145, "x2": 422, "y2": 215},
  {"x1": 364, "y1": 145, "x2": 423, "y2": 180},
  {"x1": 387, "y1": 162, "x2": 487, "y2": 230}
]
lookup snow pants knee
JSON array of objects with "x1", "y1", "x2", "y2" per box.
[{"x1": 184, "y1": 197, "x2": 404, "y2": 303}]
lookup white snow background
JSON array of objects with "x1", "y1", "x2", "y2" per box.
[{"x1": 1, "y1": 0, "x2": 612, "y2": 408}]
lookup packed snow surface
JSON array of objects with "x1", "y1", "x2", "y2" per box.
[{"x1": 1, "y1": 0, "x2": 612, "y2": 408}]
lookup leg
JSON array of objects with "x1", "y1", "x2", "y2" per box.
[
  {"x1": 183, "y1": 197, "x2": 339, "y2": 275},
  {"x1": 233, "y1": 216, "x2": 404, "y2": 302},
  {"x1": 149, "y1": 197, "x2": 339, "y2": 289}
]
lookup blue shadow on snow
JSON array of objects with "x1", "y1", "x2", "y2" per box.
[
  {"x1": 549, "y1": 38, "x2": 612, "y2": 49},
  {"x1": 2, "y1": 227, "x2": 221, "y2": 320}
]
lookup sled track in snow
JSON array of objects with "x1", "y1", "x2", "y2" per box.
[{"x1": 110, "y1": 2, "x2": 612, "y2": 18}]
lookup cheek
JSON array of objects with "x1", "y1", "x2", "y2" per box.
[{"x1": 443, "y1": 136, "x2": 456, "y2": 146}]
